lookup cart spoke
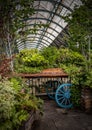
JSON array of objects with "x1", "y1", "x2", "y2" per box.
[
  {"x1": 59, "y1": 89, "x2": 64, "y2": 94},
  {"x1": 57, "y1": 96, "x2": 64, "y2": 101},
  {"x1": 64, "y1": 99, "x2": 67, "y2": 105},
  {"x1": 57, "y1": 93, "x2": 64, "y2": 96},
  {"x1": 61, "y1": 98, "x2": 65, "y2": 104},
  {"x1": 67, "y1": 98, "x2": 70, "y2": 105},
  {"x1": 55, "y1": 83, "x2": 72, "y2": 108}
]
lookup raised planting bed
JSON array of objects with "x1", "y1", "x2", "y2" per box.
[
  {"x1": 81, "y1": 87, "x2": 92, "y2": 113},
  {"x1": 19, "y1": 110, "x2": 41, "y2": 130}
]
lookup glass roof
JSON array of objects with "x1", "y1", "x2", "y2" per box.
[{"x1": 17, "y1": 0, "x2": 82, "y2": 51}]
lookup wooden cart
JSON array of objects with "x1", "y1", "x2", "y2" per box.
[{"x1": 19, "y1": 68, "x2": 72, "y2": 108}]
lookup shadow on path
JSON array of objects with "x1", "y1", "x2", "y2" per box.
[{"x1": 32, "y1": 100, "x2": 92, "y2": 130}]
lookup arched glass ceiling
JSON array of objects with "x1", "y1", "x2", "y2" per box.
[{"x1": 17, "y1": 0, "x2": 82, "y2": 51}]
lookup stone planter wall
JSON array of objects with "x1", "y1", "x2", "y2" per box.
[
  {"x1": 81, "y1": 87, "x2": 92, "y2": 113},
  {"x1": 19, "y1": 110, "x2": 41, "y2": 130}
]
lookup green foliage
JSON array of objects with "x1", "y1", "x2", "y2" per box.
[
  {"x1": 12, "y1": 110, "x2": 29, "y2": 126},
  {"x1": 63, "y1": 0, "x2": 92, "y2": 55},
  {"x1": 14, "y1": 49, "x2": 49, "y2": 73},
  {"x1": 0, "y1": 78, "x2": 16, "y2": 130},
  {"x1": 62, "y1": 65, "x2": 82, "y2": 108},
  {"x1": 60, "y1": 64, "x2": 82, "y2": 107},
  {"x1": 41, "y1": 46, "x2": 59, "y2": 67},
  {"x1": 10, "y1": 77, "x2": 23, "y2": 92},
  {"x1": 58, "y1": 49, "x2": 85, "y2": 107},
  {"x1": 0, "y1": 0, "x2": 50, "y2": 56},
  {"x1": 84, "y1": 70, "x2": 92, "y2": 88},
  {"x1": 59, "y1": 49, "x2": 92, "y2": 106},
  {"x1": 0, "y1": 79, "x2": 16, "y2": 120},
  {"x1": 77, "y1": 66, "x2": 92, "y2": 89},
  {"x1": 15, "y1": 65, "x2": 43, "y2": 73},
  {"x1": 71, "y1": 85, "x2": 81, "y2": 107},
  {"x1": 0, "y1": 0, "x2": 34, "y2": 31},
  {"x1": 13, "y1": 47, "x2": 92, "y2": 108},
  {"x1": 61, "y1": 0, "x2": 92, "y2": 106},
  {"x1": 57, "y1": 48, "x2": 85, "y2": 66},
  {"x1": 0, "y1": 77, "x2": 44, "y2": 130},
  {"x1": 22, "y1": 53, "x2": 47, "y2": 67}
]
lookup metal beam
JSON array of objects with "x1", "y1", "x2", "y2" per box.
[
  {"x1": 34, "y1": 9, "x2": 62, "y2": 19},
  {"x1": 23, "y1": 17, "x2": 68, "y2": 34},
  {"x1": 17, "y1": 40, "x2": 49, "y2": 48},
  {"x1": 16, "y1": 34, "x2": 54, "y2": 44},
  {"x1": 34, "y1": 0, "x2": 73, "y2": 12},
  {"x1": 24, "y1": 23, "x2": 63, "y2": 35},
  {"x1": 17, "y1": 36, "x2": 51, "y2": 46}
]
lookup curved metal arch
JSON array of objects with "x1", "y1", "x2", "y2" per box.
[
  {"x1": 18, "y1": 43, "x2": 38, "y2": 48},
  {"x1": 16, "y1": 34, "x2": 54, "y2": 44},
  {"x1": 18, "y1": 46, "x2": 37, "y2": 51},
  {"x1": 19, "y1": 23, "x2": 67, "y2": 36},
  {"x1": 50, "y1": 39, "x2": 61, "y2": 47},
  {"x1": 18, "y1": 44, "x2": 38, "y2": 50},
  {"x1": 35, "y1": 0, "x2": 73, "y2": 12},
  {"x1": 29, "y1": 36, "x2": 52, "y2": 44},
  {"x1": 17, "y1": 25, "x2": 66, "y2": 48},
  {"x1": 17, "y1": 42, "x2": 48, "y2": 49},
  {"x1": 23, "y1": 17, "x2": 68, "y2": 34},
  {"x1": 18, "y1": 44, "x2": 47, "y2": 52},
  {"x1": 17, "y1": 0, "x2": 74, "y2": 50},
  {"x1": 18, "y1": 43, "x2": 47, "y2": 51},
  {"x1": 18, "y1": 21, "x2": 69, "y2": 35},
  {"x1": 34, "y1": 9, "x2": 65, "y2": 18},
  {"x1": 17, "y1": 36, "x2": 51, "y2": 46},
  {"x1": 18, "y1": 44, "x2": 42, "y2": 49},
  {"x1": 28, "y1": 42, "x2": 47, "y2": 48},
  {"x1": 28, "y1": 42, "x2": 47, "y2": 47},
  {"x1": 25, "y1": 24, "x2": 68, "y2": 40},
  {"x1": 21, "y1": 28, "x2": 58, "y2": 39},
  {"x1": 36, "y1": 30, "x2": 57, "y2": 39},
  {"x1": 17, "y1": 40, "x2": 49, "y2": 48}
]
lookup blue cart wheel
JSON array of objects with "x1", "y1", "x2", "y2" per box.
[
  {"x1": 46, "y1": 80, "x2": 61, "y2": 100},
  {"x1": 55, "y1": 83, "x2": 72, "y2": 108}
]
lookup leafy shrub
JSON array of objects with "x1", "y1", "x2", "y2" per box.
[
  {"x1": 10, "y1": 77, "x2": 23, "y2": 92},
  {"x1": 0, "y1": 77, "x2": 44, "y2": 130},
  {"x1": 0, "y1": 78, "x2": 16, "y2": 130},
  {"x1": 41, "y1": 46, "x2": 59, "y2": 67},
  {"x1": 57, "y1": 48, "x2": 85, "y2": 66},
  {"x1": 60, "y1": 64, "x2": 82, "y2": 107},
  {"x1": 71, "y1": 85, "x2": 81, "y2": 107},
  {"x1": 14, "y1": 49, "x2": 48, "y2": 73},
  {"x1": 15, "y1": 65, "x2": 43, "y2": 73}
]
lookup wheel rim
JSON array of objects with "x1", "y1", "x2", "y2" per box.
[
  {"x1": 46, "y1": 80, "x2": 61, "y2": 99},
  {"x1": 55, "y1": 83, "x2": 72, "y2": 108}
]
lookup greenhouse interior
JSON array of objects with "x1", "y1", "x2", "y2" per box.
[{"x1": 0, "y1": 0, "x2": 92, "y2": 130}]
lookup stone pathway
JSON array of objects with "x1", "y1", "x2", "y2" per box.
[{"x1": 32, "y1": 100, "x2": 92, "y2": 130}]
